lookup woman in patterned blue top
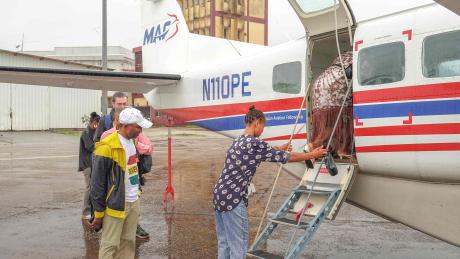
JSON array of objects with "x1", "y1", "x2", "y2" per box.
[{"x1": 213, "y1": 106, "x2": 327, "y2": 259}]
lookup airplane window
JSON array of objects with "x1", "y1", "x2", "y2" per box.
[
  {"x1": 295, "y1": 0, "x2": 337, "y2": 14},
  {"x1": 423, "y1": 30, "x2": 460, "y2": 78},
  {"x1": 358, "y1": 42, "x2": 405, "y2": 86},
  {"x1": 272, "y1": 61, "x2": 302, "y2": 94}
]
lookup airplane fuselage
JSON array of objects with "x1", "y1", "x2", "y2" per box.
[{"x1": 140, "y1": 1, "x2": 460, "y2": 246}]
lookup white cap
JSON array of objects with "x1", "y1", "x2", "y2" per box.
[{"x1": 119, "y1": 107, "x2": 153, "y2": 128}]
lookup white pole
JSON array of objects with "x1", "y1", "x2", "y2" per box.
[{"x1": 101, "y1": 0, "x2": 108, "y2": 114}]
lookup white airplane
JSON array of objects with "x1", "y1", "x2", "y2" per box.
[{"x1": 0, "y1": 0, "x2": 459, "y2": 247}]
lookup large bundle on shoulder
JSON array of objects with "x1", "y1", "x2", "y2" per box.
[{"x1": 310, "y1": 51, "x2": 353, "y2": 157}]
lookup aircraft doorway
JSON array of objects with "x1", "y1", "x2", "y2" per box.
[{"x1": 306, "y1": 32, "x2": 354, "y2": 159}]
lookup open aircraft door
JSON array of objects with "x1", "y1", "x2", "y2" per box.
[{"x1": 287, "y1": 0, "x2": 355, "y2": 38}]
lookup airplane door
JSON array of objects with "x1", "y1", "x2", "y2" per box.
[{"x1": 287, "y1": 0, "x2": 355, "y2": 37}]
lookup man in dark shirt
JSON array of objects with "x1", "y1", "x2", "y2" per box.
[
  {"x1": 93, "y1": 92, "x2": 128, "y2": 142},
  {"x1": 78, "y1": 112, "x2": 100, "y2": 220}
]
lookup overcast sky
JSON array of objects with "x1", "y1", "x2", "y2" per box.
[
  {"x1": 0, "y1": 0, "x2": 434, "y2": 51},
  {"x1": 0, "y1": 0, "x2": 142, "y2": 51}
]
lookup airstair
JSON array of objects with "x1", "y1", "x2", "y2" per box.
[{"x1": 247, "y1": 160, "x2": 358, "y2": 259}]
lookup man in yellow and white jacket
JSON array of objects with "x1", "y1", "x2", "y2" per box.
[{"x1": 90, "y1": 107, "x2": 152, "y2": 259}]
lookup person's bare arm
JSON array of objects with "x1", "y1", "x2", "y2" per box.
[
  {"x1": 288, "y1": 147, "x2": 327, "y2": 162},
  {"x1": 274, "y1": 142, "x2": 292, "y2": 151}
]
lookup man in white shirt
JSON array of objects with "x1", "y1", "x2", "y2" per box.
[{"x1": 90, "y1": 107, "x2": 152, "y2": 259}]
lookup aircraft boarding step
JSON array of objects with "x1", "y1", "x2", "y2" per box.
[{"x1": 247, "y1": 162, "x2": 357, "y2": 259}]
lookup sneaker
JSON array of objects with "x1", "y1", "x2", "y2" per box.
[{"x1": 136, "y1": 224, "x2": 150, "y2": 240}]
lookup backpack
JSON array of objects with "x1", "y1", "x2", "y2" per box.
[
  {"x1": 104, "y1": 114, "x2": 112, "y2": 130},
  {"x1": 138, "y1": 154, "x2": 153, "y2": 186},
  {"x1": 138, "y1": 154, "x2": 153, "y2": 175}
]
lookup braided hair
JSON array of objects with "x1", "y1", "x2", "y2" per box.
[{"x1": 245, "y1": 105, "x2": 265, "y2": 124}]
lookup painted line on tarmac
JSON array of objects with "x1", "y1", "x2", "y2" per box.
[{"x1": 0, "y1": 155, "x2": 77, "y2": 161}]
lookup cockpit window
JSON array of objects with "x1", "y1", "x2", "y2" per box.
[
  {"x1": 295, "y1": 0, "x2": 337, "y2": 14},
  {"x1": 423, "y1": 30, "x2": 460, "y2": 78},
  {"x1": 358, "y1": 42, "x2": 405, "y2": 86},
  {"x1": 272, "y1": 61, "x2": 302, "y2": 94}
]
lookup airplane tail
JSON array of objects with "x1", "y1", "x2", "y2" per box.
[
  {"x1": 141, "y1": 0, "x2": 190, "y2": 75},
  {"x1": 140, "y1": 0, "x2": 268, "y2": 75}
]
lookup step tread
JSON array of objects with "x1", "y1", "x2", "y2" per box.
[
  {"x1": 270, "y1": 217, "x2": 309, "y2": 229},
  {"x1": 247, "y1": 250, "x2": 284, "y2": 259},
  {"x1": 294, "y1": 186, "x2": 334, "y2": 195}
]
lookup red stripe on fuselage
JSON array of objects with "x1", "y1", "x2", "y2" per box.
[
  {"x1": 353, "y1": 82, "x2": 460, "y2": 104},
  {"x1": 264, "y1": 133, "x2": 307, "y2": 141},
  {"x1": 156, "y1": 97, "x2": 305, "y2": 122},
  {"x1": 356, "y1": 143, "x2": 460, "y2": 152},
  {"x1": 354, "y1": 123, "x2": 460, "y2": 136}
]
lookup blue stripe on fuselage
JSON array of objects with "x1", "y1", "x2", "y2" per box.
[
  {"x1": 354, "y1": 99, "x2": 460, "y2": 119},
  {"x1": 192, "y1": 110, "x2": 307, "y2": 132}
]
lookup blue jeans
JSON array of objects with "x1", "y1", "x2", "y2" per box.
[{"x1": 215, "y1": 202, "x2": 249, "y2": 259}]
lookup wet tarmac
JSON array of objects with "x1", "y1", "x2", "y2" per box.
[{"x1": 0, "y1": 128, "x2": 459, "y2": 259}]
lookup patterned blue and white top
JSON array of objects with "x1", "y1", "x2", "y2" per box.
[{"x1": 213, "y1": 135, "x2": 290, "y2": 212}]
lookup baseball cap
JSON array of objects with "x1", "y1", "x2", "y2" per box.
[{"x1": 119, "y1": 107, "x2": 153, "y2": 128}]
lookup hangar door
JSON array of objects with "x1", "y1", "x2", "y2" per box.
[
  {"x1": 0, "y1": 83, "x2": 11, "y2": 131},
  {"x1": 0, "y1": 83, "x2": 49, "y2": 131}
]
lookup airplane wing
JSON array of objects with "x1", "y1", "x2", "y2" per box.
[
  {"x1": 0, "y1": 66, "x2": 181, "y2": 93},
  {"x1": 434, "y1": 0, "x2": 460, "y2": 15}
]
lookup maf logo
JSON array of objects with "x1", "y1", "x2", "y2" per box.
[{"x1": 143, "y1": 13, "x2": 179, "y2": 45}]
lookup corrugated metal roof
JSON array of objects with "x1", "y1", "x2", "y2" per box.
[{"x1": 0, "y1": 49, "x2": 103, "y2": 70}]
